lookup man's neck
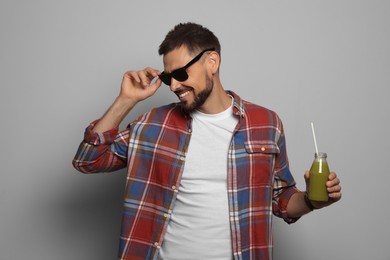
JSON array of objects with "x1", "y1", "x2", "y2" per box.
[{"x1": 197, "y1": 83, "x2": 231, "y2": 114}]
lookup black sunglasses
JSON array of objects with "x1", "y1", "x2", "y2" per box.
[{"x1": 159, "y1": 48, "x2": 215, "y2": 86}]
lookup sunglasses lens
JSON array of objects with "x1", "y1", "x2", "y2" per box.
[
  {"x1": 172, "y1": 69, "x2": 188, "y2": 82},
  {"x1": 159, "y1": 73, "x2": 171, "y2": 85},
  {"x1": 159, "y1": 69, "x2": 189, "y2": 86}
]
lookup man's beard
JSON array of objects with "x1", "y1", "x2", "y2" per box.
[{"x1": 181, "y1": 75, "x2": 214, "y2": 114}]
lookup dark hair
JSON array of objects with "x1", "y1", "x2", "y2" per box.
[{"x1": 158, "y1": 22, "x2": 221, "y2": 57}]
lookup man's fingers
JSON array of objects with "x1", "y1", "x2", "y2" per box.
[
  {"x1": 328, "y1": 190, "x2": 342, "y2": 200},
  {"x1": 124, "y1": 71, "x2": 141, "y2": 84},
  {"x1": 124, "y1": 68, "x2": 159, "y2": 84},
  {"x1": 327, "y1": 176, "x2": 340, "y2": 187},
  {"x1": 327, "y1": 172, "x2": 342, "y2": 197},
  {"x1": 328, "y1": 184, "x2": 342, "y2": 193},
  {"x1": 144, "y1": 67, "x2": 161, "y2": 78},
  {"x1": 139, "y1": 67, "x2": 161, "y2": 87}
]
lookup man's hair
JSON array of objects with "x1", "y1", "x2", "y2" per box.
[{"x1": 158, "y1": 22, "x2": 221, "y2": 57}]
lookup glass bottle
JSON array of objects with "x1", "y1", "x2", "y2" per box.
[{"x1": 308, "y1": 152, "x2": 330, "y2": 201}]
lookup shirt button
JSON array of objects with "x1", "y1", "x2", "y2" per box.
[
  {"x1": 180, "y1": 156, "x2": 185, "y2": 161},
  {"x1": 261, "y1": 147, "x2": 266, "y2": 152},
  {"x1": 188, "y1": 129, "x2": 192, "y2": 133}
]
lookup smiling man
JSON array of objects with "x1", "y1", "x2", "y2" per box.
[{"x1": 73, "y1": 22, "x2": 341, "y2": 260}]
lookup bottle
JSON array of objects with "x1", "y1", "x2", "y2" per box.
[{"x1": 308, "y1": 152, "x2": 330, "y2": 201}]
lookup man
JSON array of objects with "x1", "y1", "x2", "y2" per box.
[{"x1": 73, "y1": 22, "x2": 342, "y2": 260}]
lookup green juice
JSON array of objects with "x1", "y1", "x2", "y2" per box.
[{"x1": 308, "y1": 153, "x2": 330, "y2": 202}]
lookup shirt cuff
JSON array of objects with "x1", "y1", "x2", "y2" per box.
[
  {"x1": 84, "y1": 120, "x2": 119, "y2": 145},
  {"x1": 276, "y1": 186, "x2": 301, "y2": 224}
]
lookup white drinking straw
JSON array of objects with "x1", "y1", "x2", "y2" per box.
[{"x1": 311, "y1": 122, "x2": 319, "y2": 155}]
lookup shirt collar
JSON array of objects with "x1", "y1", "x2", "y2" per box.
[{"x1": 226, "y1": 90, "x2": 245, "y2": 118}]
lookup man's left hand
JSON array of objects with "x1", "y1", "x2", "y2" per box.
[{"x1": 304, "y1": 171, "x2": 342, "y2": 209}]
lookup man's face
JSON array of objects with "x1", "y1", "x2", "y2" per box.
[{"x1": 162, "y1": 46, "x2": 214, "y2": 113}]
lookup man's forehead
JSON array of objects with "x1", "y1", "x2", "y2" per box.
[{"x1": 162, "y1": 46, "x2": 193, "y2": 72}]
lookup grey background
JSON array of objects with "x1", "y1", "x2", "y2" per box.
[{"x1": 1, "y1": 0, "x2": 389, "y2": 259}]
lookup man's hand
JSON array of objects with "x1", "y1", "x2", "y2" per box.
[
  {"x1": 120, "y1": 67, "x2": 162, "y2": 105},
  {"x1": 92, "y1": 68, "x2": 162, "y2": 133},
  {"x1": 304, "y1": 171, "x2": 342, "y2": 209}
]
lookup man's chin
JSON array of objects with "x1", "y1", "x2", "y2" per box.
[{"x1": 180, "y1": 101, "x2": 196, "y2": 114}]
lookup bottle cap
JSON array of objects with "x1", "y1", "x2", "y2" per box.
[{"x1": 315, "y1": 152, "x2": 327, "y2": 158}]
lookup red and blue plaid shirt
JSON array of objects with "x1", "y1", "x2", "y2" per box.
[{"x1": 73, "y1": 91, "x2": 299, "y2": 260}]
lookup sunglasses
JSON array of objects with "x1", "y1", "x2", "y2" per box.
[{"x1": 159, "y1": 48, "x2": 215, "y2": 86}]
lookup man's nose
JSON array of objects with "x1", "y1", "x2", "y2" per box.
[{"x1": 169, "y1": 78, "x2": 182, "y2": 92}]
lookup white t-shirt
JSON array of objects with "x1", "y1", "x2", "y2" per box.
[{"x1": 159, "y1": 99, "x2": 238, "y2": 260}]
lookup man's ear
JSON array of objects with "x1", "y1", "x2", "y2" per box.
[{"x1": 208, "y1": 51, "x2": 220, "y2": 74}]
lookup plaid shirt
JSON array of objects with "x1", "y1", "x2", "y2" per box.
[{"x1": 73, "y1": 91, "x2": 299, "y2": 260}]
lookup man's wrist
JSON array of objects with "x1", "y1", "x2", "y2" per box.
[{"x1": 304, "y1": 192, "x2": 317, "y2": 211}]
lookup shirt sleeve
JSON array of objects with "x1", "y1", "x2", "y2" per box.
[
  {"x1": 272, "y1": 116, "x2": 301, "y2": 224},
  {"x1": 72, "y1": 120, "x2": 130, "y2": 173}
]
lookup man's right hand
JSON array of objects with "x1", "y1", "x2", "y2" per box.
[
  {"x1": 92, "y1": 68, "x2": 162, "y2": 133},
  {"x1": 120, "y1": 67, "x2": 162, "y2": 104}
]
